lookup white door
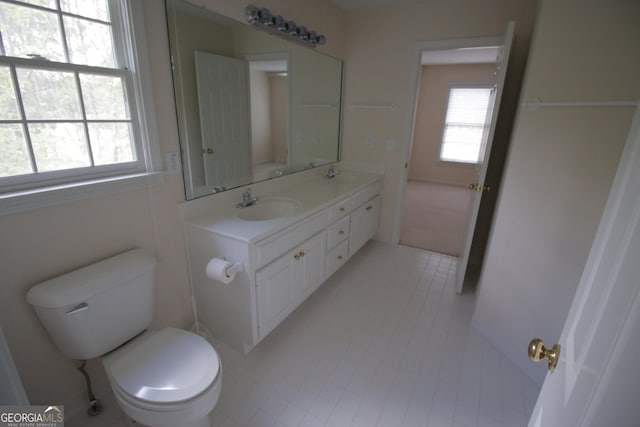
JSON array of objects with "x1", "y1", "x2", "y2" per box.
[
  {"x1": 195, "y1": 51, "x2": 252, "y2": 186},
  {"x1": 455, "y1": 22, "x2": 514, "y2": 293},
  {"x1": 528, "y1": 104, "x2": 640, "y2": 426}
]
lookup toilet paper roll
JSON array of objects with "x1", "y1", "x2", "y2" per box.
[{"x1": 205, "y1": 258, "x2": 235, "y2": 284}]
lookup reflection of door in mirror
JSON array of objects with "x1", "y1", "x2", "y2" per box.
[
  {"x1": 195, "y1": 51, "x2": 251, "y2": 186},
  {"x1": 248, "y1": 57, "x2": 289, "y2": 177}
]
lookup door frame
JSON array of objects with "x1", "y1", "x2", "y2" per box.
[{"x1": 392, "y1": 35, "x2": 504, "y2": 245}]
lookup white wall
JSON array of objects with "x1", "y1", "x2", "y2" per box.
[
  {"x1": 472, "y1": 0, "x2": 640, "y2": 384},
  {"x1": 0, "y1": 0, "x2": 345, "y2": 415}
]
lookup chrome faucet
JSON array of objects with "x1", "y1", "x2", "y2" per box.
[
  {"x1": 326, "y1": 165, "x2": 340, "y2": 179},
  {"x1": 236, "y1": 188, "x2": 258, "y2": 208}
]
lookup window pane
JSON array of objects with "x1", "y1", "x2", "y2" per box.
[
  {"x1": 446, "y1": 88, "x2": 491, "y2": 125},
  {"x1": 64, "y1": 16, "x2": 115, "y2": 67},
  {"x1": 441, "y1": 125, "x2": 483, "y2": 163},
  {"x1": 61, "y1": 0, "x2": 109, "y2": 21},
  {"x1": 17, "y1": 68, "x2": 82, "y2": 120},
  {"x1": 88, "y1": 122, "x2": 135, "y2": 165},
  {"x1": 0, "y1": 66, "x2": 20, "y2": 120},
  {"x1": 15, "y1": 1, "x2": 56, "y2": 8},
  {"x1": 0, "y1": 124, "x2": 31, "y2": 177},
  {"x1": 30, "y1": 122, "x2": 90, "y2": 171},
  {"x1": 80, "y1": 74, "x2": 128, "y2": 119},
  {"x1": 0, "y1": 3, "x2": 65, "y2": 62},
  {"x1": 441, "y1": 87, "x2": 491, "y2": 164}
]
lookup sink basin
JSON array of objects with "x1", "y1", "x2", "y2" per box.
[{"x1": 237, "y1": 197, "x2": 303, "y2": 221}]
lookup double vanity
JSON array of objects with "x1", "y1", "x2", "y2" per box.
[{"x1": 181, "y1": 165, "x2": 382, "y2": 353}]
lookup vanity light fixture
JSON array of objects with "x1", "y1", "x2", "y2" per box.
[{"x1": 245, "y1": 5, "x2": 326, "y2": 47}]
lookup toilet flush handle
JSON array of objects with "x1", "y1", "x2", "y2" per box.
[{"x1": 66, "y1": 302, "x2": 89, "y2": 315}]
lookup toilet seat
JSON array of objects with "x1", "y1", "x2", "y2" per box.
[{"x1": 103, "y1": 328, "x2": 220, "y2": 404}]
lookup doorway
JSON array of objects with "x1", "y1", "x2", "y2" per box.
[
  {"x1": 247, "y1": 55, "x2": 290, "y2": 177},
  {"x1": 400, "y1": 52, "x2": 498, "y2": 257},
  {"x1": 395, "y1": 24, "x2": 515, "y2": 293}
]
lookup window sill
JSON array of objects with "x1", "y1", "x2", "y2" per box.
[
  {"x1": 438, "y1": 160, "x2": 479, "y2": 168},
  {"x1": 0, "y1": 172, "x2": 165, "y2": 216}
]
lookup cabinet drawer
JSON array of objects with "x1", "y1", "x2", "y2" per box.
[
  {"x1": 327, "y1": 215, "x2": 350, "y2": 250},
  {"x1": 328, "y1": 197, "x2": 351, "y2": 221},
  {"x1": 352, "y1": 180, "x2": 382, "y2": 209},
  {"x1": 255, "y1": 210, "x2": 328, "y2": 268},
  {"x1": 326, "y1": 240, "x2": 349, "y2": 278}
]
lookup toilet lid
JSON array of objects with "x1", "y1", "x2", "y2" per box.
[{"x1": 105, "y1": 328, "x2": 220, "y2": 403}]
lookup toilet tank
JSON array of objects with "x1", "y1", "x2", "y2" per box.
[{"x1": 26, "y1": 249, "x2": 157, "y2": 360}]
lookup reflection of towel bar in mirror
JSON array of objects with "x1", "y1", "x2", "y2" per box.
[
  {"x1": 348, "y1": 104, "x2": 397, "y2": 110},
  {"x1": 298, "y1": 103, "x2": 337, "y2": 108}
]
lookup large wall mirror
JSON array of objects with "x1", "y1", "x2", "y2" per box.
[{"x1": 165, "y1": 0, "x2": 344, "y2": 200}]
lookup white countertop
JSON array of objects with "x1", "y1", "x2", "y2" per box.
[{"x1": 187, "y1": 169, "x2": 383, "y2": 244}]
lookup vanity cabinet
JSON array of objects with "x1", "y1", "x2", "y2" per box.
[
  {"x1": 256, "y1": 231, "x2": 326, "y2": 339},
  {"x1": 325, "y1": 206, "x2": 350, "y2": 277},
  {"x1": 349, "y1": 195, "x2": 381, "y2": 255},
  {"x1": 184, "y1": 172, "x2": 382, "y2": 353}
]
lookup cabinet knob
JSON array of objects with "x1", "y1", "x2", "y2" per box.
[
  {"x1": 294, "y1": 254, "x2": 300, "y2": 260},
  {"x1": 337, "y1": 255, "x2": 343, "y2": 260},
  {"x1": 299, "y1": 251, "x2": 305, "y2": 258},
  {"x1": 338, "y1": 230, "x2": 344, "y2": 235},
  {"x1": 340, "y1": 207, "x2": 345, "y2": 212},
  {"x1": 366, "y1": 205, "x2": 372, "y2": 211}
]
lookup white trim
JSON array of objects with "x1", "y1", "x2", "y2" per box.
[
  {"x1": 125, "y1": 0, "x2": 163, "y2": 174},
  {"x1": 0, "y1": 172, "x2": 164, "y2": 215},
  {"x1": 392, "y1": 35, "x2": 502, "y2": 244}
]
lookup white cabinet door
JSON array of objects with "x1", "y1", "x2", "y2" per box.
[
  {"x1": 294, "y1": 232, "x2": 327, "y2": 300},
  {"x1": 349, "y1": 196, "x2": 381, "y2": 256},
  {"x1": 256, "y1": 232, "x2": 326, "y2": 340},
  {"x1": 256, "y1": 253, "x2": 296, "y2": 340}
]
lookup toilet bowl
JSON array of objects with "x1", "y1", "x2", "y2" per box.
[
  {"x1": 26, "y1": 249, "x2": 222, "y2": 427},
  {"x1": 103, "y1": 328, "x2": 221, "y2": 427}
]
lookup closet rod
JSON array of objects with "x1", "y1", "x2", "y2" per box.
[{"x1": 522, "y1": 98, "x2": 639, "y2": 110}]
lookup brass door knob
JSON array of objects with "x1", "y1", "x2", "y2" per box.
[
  {"x1": 528, "y1": 338, "x2": 560, "y2": 372},
  {"x1": 469, "y1": 183, "x2": 491, "y2": 192},
  {"x1": 203, "y1": 148, "x2": 214, "y2": 155}
]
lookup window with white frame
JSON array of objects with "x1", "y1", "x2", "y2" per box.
[
  {"x1": 0, "y1": 0, "x2": 153, "y2": 196},
  {"x1": 440, "y1": 86, "x2": 492, "y2": 164}
]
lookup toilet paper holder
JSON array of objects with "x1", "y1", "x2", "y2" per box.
[{"x1": 225, "y1": 260, "x2": 244, "y2": 276}]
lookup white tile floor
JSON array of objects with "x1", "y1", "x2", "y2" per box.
[{"x1": 69, "y1": 241, "x2": 539, "y2": 427}]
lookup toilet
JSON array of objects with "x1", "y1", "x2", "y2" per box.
[{"x1": 26, "y1": 248, "x2": 221, "y2": 427}]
